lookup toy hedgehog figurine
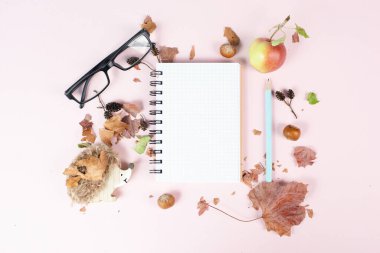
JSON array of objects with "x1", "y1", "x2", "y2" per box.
[{"x1": 63, "y1": 143, "x2": 133, "y2": 204}]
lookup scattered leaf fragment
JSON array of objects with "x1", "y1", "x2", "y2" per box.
[
  {"x1": 307, "y1": 92, "x2": 319, "y2": 105},
  {"x1": 282, "y1": 168, "x2": 288, "y2": 173},
  {"x1": 253, "y1": 129, "x2": 262, "y2": 135},
  {"x1": 99, "y1": 128, "x2": 114, "y2": 147},
  {"x1": 123, "y1": 103, "x2": 141, "y2": 117},
  {"x1": 146, "y1": 147, "x2": 155, "y2": 157},
  {"x1": 149, "y1": 195, "x2": 154, "y2": 198},
  {"x1": 213, "y1": 197, "x2": 220, "y2": 205},
  {"x1": 189, "y1": 45, "x2": 195, "y2": 60},
  {"x1": 248, "y1": 181, "x2": 308, "y2": 236},
  {"x1": 78, "y1": 142, "x2": 92, "y2": 148},
  {"x1": 134, "y1": 64, "x2": 141, "y2": 70},
  {"x1": 141, "y1": 16, "x2": 156, "y2": 33},
  {"x1": 231, "y1": 191, "x2": 236, "y2": 195},
  {"x1": 133, "y1": 78, "x2": 141, "y2": 83},
  {"x1": 160, "y1": 46, "x2": 179, "y2": 63},
  {"x1": 80, "y1": 114, "x2": 96, "y2": 143},
  {"x1": 306, "y1": 208, "x2": 314, "y2": 218},
  {"x1": 197, "y1": 197, "x2": 209, "y2": 216},
  {"x1": 66, "y1": 176, "x2": 81, "y2": 188},
  {"x1": 104, "y1": 115, "x2": 128, "y2": 136},
  {"x1": 134, "y1": 135, "x2": 151, "y2": 154},
  {"x1": 293, "y1": 146, "x2": 317, "y2": 167},
  {"x1": 224, "y1": 27, "x2": 240, "y2": 46},
  {"x1": 79, "y1": 114, "x2": 93, "y2": 129},
  {"x1": 80, "y1": 206, "x2": 86, "y2": 212},
  {"x1": 64, "y1": 151, "x2": 108, "y2": 181},
  {"x1": 295, "y1": 24, "x2": 309, "y2": 38},
  {"x1": 292, "y1": 32, "x2": 300, "y2": 43}
]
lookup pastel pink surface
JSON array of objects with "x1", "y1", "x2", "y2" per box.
[{"x1": 0, "y1": 0, "x2": 379, "y2": 252}]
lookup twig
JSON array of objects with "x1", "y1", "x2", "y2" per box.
[
  {"x1": 207, "y1": 204, "x2": 262, "y2": 223},
  {"x1": 283, "y1": 100, "x2": 298, "y2": 119}
]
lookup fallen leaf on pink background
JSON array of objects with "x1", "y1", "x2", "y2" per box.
[
  {"x1": 294, "y1": 146, "x2": 317, "y2": 167},
  {"x1": 197, "y1": 197, "x2": 209, "y2": 216}
]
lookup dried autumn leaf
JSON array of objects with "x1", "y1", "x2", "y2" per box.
[
  {"x1": 213, "y1": 197, "x2": 220, "y2": 205},
  {"x1": 79, "y1": 114, "x2": 93, "y2": 129},
  {"x1": 66, "y1": 176, "x2": 81, "y2": 188},
  {"x1": 123, "y1": 115, "x2": 141, "y2": 137},
  {"x1": 99, "y1": 128, "x2": 114, "y2": 147},
  {"x1": 306, "y1": 208, "x2": 314, "y2": 218},
  {"x1": 224, "y1": 27, "x2": 240, "y2": 46},
  {"x1": 189, "y1": 45, "x2": 195, "y2": 60},
  {"x1": 80, "y1": 206, "x2": 86, "y2": 212},
  {"x1": 104, "y1": 115, "x2": 128, "y2": 136},
  {"x1": 65, "y1": 151, "x2": 108, "y2": 181},
  {"x1": 81, "y1": 128, "x2": 96, "y2": 143},
  {"x1": 134, "y1": 64, "x2": 141, "y2": 70},
  {"x1": 242, "y1": 170, "x2": 254, "y2": 188},
  {"x1": 292, "y1": 32, "x2": 300, "y2": 43},
  {"x1": 197, "y1": 197, "x2": 209, "y2": 216},
  {"x1": 141, "y1": 15, "x2": 157, "y2": 33},
  {"x1": 293, "y1": 146, "x2": 317, "y2": 167},
  {"x1": 160, "y1": 46, "x2": 179, "y2": 63},
  {"x1": 146, "y1": 147, "x2": 155, "y2": 157},
  {"x1": 123, "y1": 103, "x2": 141, "y2": 117},
  {"x1": 253, "y1": 129, "x2": 262, "y2": 135},
  {"x1": 133, "y1": 78, "x2": 141, "y2": 83},
  {"x1": 248, "y1": 181, "x2": 308, "y2": 236},
  {"x1": 282, "y1": 168, "x2": 288, "y2": 173}
]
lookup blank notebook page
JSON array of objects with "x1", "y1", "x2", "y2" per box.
[{"x1": 154, "y1": 63, "x2": 241, "y2": 182}]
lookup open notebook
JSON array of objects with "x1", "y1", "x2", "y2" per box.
[{"x1": 150, "y1": 63, "x2": 241, "y2": 182}]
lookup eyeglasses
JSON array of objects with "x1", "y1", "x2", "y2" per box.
[{"x1": 65, "y1": 29, "x2": 154, "y2": 108}]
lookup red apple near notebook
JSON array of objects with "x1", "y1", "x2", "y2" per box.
[{"x1": 249, "y1": 38, "x2": 286, "y2": 73}]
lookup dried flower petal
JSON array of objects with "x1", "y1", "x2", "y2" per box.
[{"x1": 189, "y1": 45, "x2": 195, "y2": 60}]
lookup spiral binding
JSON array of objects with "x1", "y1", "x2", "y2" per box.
[{"x1": 149, "y1": 70, "x2": 163, "y2": 173}]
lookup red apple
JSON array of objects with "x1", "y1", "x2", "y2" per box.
[{"x1": 249, "y1": 38, "x2": 286, "y2": 73}]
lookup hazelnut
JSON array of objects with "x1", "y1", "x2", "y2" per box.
[
  {"x1": 220, "y1": 43, "x2": 237, "y2": 58},
  {"x1": 283, "y1": 125, "x2": 301, "y2": 141},
  {"x1": 157, "y1": 193, "x2": 175, "y2": 209}
]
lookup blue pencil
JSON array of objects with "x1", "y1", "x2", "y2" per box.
[{"x1": 265, "y1": 79, "x2": 273, "y2": 182}]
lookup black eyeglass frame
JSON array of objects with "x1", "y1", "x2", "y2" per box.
[{"x1": 64, "y1": 29, "x2": 152, "y2": 108}]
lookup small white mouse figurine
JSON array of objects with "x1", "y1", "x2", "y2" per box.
[{"x1": 92, "y1": 163, "x2": 134, "y2": 202}]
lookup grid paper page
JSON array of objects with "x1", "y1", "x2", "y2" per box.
[{"x1": 154, "y1": 63, "x2": 240, "y2": 182}]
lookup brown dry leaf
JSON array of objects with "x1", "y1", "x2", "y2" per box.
[
  {"x1": 160, "y1": 46, "x2": 179, "y2": 63},
  {"x1": 99, "y1": 128, "x2": 114, "y2": 147},
  {"x1": 213, "y1": 197, "x2": 220, "y2": 205},
  {"x1": 67, "y1": 151, "x2": 108, "y2": 181},
  {"x1": 189, "y1": 45, "x2": 195, "y2": 60},
  {"x1": 79, "y1": 114, "x2": 93, "y2": 129},
  {"x1": 123, "y1": 103, "x2": 141, "y2": 117},
  {"x1": 292, "y1": 32, "x2": 300, "y2": 43},
  {"x1": 104, "y1": 115, "x2": 128, "y2": 136},
  {"x1": 149, "y1": 195, "x2": 154, "y2": 198},
  {"x1": 123, "y1": 115, "x2": 141, "y2": 137},
  {"x1": 282, "y1": 168, "x2": 288, "y2": 173},
  {"x1": 197, "y1": 197, "x2": 209, "y2": 216},
  {"x1": 253, "y1": 129, "x2": 262, "y2": 136},
  {"x1": 80, "y1": 206, "x2": 86, "y2": 212},
  {"x1": 231, "y1": 191, "x2": 236, "y2": 195},
  {"x1": 133, "y1": 78, "x2": 141, "y2": 83},
  {"x1": 242, "y1": 170, "x2": 254, "y2": 188},
  {"x1": 306, "y1": 208, "x2": 314, "y2": 218},
  {"x1": 133, "y1": 64, "x2": 141, "y2": 70},
  {"x1": 146, "y1": 147, "x2": 155, "y2": 157},
  {"x1": 248, "y1": 181, "x2": 308, "y2": 236},
  {"x1": 224, "y1": 27, "x2": 240, "y2": 46},
  {"x1": 66, "y1": 176, "x2": 81, "y2": 188},
  {"x1": 294, "y1": 146, "x2": 317, "y2": 167},
  {"x1": 141, "y1": 16, "x2": 157, "y2": 33},
  {"x1": 81, "y1": 128, "x2": 96, "y2": 143}
]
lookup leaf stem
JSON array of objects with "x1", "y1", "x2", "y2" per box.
[
  {"x1": 269, "y1": 15, "x2": 291, "y2": 41},
  {"x1": 283, "y1": 100, "x2": 298, "y2": 119},
  {"x1": 207, "y1": 204, "x2": 262, "y2": 223}
]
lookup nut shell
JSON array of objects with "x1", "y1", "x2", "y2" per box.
[
  {"x1": 283, "y1": 125, "x2": 301, "y2": 141},
  {"x1": 157, "y1": 193, "x2": 175, "y2": 209},
  {"x1": 220, "y1": 43, "x2": 237, "y2": 58}
]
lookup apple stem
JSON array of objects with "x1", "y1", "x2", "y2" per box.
[{"x1": 269, "y1": 15, "x2": 291, "y2": 41}]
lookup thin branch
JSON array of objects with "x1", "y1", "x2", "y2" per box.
[{"x1": 207, "y1": 204, "x2": 262, "y2": 223}]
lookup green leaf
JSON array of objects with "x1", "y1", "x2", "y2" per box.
[
  {"x1": 271, "y1": 36, "x2": 286, "y2": 46},
  {"x1": 78, "y1": 142, "x2": 92, "y2": 148},
  {"x1": 134, "y1": 135, "x2": 151, "y2": 154},
  {"x1": 307, "y1": 92, "x2": 319, "y2": 105},
  {"x1": 295, "y1": 24, "x2": 309, "y2": 38}
]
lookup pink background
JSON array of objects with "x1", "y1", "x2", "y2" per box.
[{"x1": 1, "y1": 0, "x2": 379, "y2": 252}]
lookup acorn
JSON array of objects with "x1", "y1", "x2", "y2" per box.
[
  {"x1": 220, "y1": 43, "x2": 237, "y2": 58},
  {"x1": 157, "y1": 193, "x2": 175, "y2": 209},
  {"x1": 283, "y1": 125, "x2": 301, "y2": 141}
]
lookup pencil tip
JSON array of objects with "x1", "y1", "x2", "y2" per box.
[{"x1": 265, "y1": 78, "x2": 272, "y2": 89}]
